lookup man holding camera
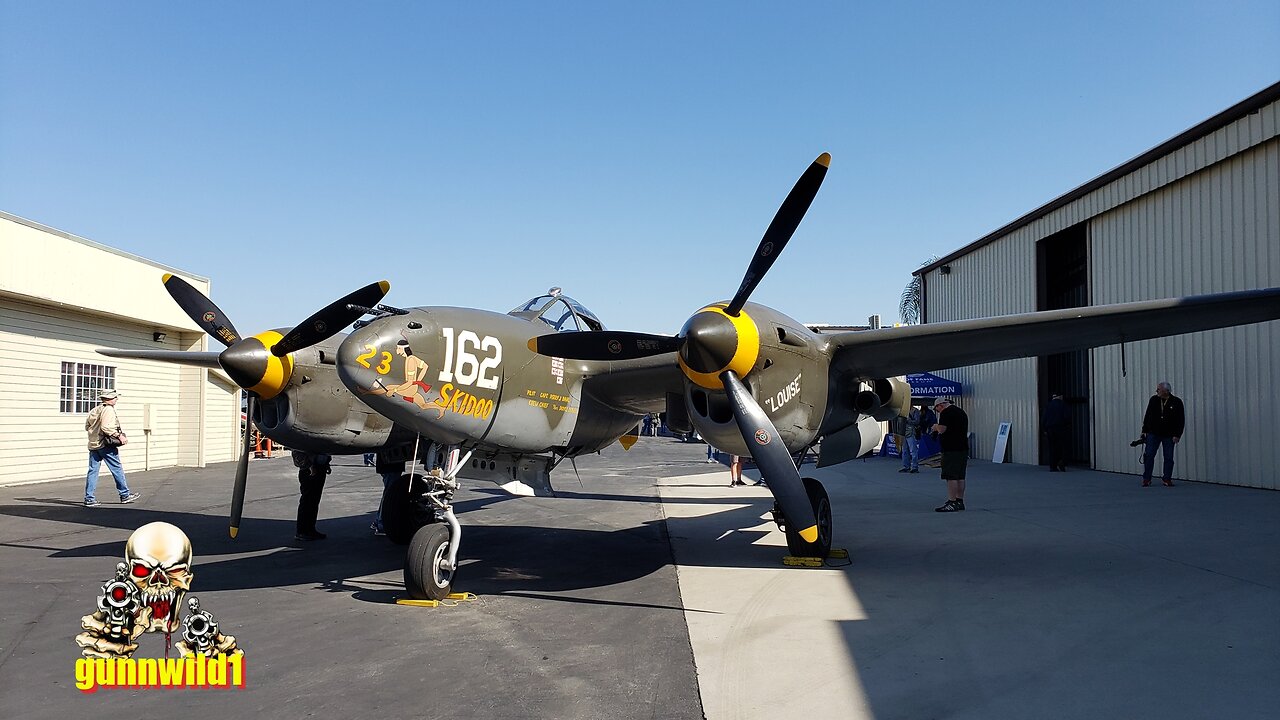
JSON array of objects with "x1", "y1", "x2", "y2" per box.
[{"x1": 1139, "y1": 381, "x2": 1185, "y2": 487}]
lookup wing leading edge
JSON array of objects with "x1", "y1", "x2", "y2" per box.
[{"x1": 825, "y1": 287, "x2": 1280, "y2": 381}]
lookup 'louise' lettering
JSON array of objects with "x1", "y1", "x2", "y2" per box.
[{"x1": 763, "y1": 372, "x2": 802, "y2": 413}]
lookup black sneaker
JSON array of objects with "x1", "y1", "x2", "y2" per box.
[
  {"x1": 120, "y1": 492, "x2": 141, "y2": 504},
  {"x1": 294, "y1": 531, "x2": 327, "y2": 541},
  {"x1": 954, "y1": 499, "x2": 965, "y2": 511},
  {"x1": 84, "y1": 499, "x2": 100, "y2": 507},
  {"x1": 898, "y1": 468, "x2": 910, "y2": 473},
  {"x1": 935, "y1": 500, "x2": 959, "y2": 512}
]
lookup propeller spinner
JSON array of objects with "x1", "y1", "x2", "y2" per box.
[
  {"x1": 531, "y1": 153, "x2": 831, "y2": 549},
  {"x1": 161, "y1": 273, "x2": 390, "y2": 537}
]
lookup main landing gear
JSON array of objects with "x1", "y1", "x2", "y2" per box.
[
  {"x1": 380, "y1": 447, "x2": 472, "y2": 601},
  {"x1": 770, "y1": 477, "x2": 832, "y2": 559}
]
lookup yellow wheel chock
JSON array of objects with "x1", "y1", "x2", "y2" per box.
[{"x1": 395, "y1": 592, "x2": 478, "y2": 608}]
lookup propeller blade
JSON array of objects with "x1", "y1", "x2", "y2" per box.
[
  {"x1": 162, "y1": 274, "x2": 241, "y2": 347},
  {"x1": 271, "y1": 280, "x2": 391, "y2": 357},
  {"x1": 229, "y1": 394, "x2": 254, "y2": 538},
  {"x1": 720, "y1": 370, "x2": 818, "y2": 541},
  {"x1": 96, "y1": 349, "x2": 223, "y2": 369},
  {"x1": 725, "y1": 153, "x2": 830, "y2": 316},
  {"x1": 528, "y1": 331, "x2": 681, "y2": 361}
]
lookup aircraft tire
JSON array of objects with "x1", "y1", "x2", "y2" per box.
[
  {"x1": 404, "y1": 523, "x2": 454, "y2": 601},
  {"x1": 785, "y1": 477, "x2": 833, "y2": 558},
  {"x1": 382, "y1": 473, "x2": 432, "y2": 545}
]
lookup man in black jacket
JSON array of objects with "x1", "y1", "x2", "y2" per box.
[{"x1": 1140, "y1": 382, "x2": 1185, "y2": 487}]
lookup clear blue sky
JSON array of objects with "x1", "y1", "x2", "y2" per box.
[{"x1": 3, "y1": 2, "x2": 1277, "y2": 335}]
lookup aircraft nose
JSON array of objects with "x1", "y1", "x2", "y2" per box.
[{"x1": 337, "y1": 311, "x2": 437, "y2": 395}]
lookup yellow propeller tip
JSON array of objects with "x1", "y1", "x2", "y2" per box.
[
  {"x1": 378, "y1": 280, "x2": 391, "y2": 293},
  {"x1": 799, "y1": 525, "x2": 819, "y2": 543},
  {"x1": 229, "y1": 527, "x2": 239, "y2": 539},
  {"x1": 527, "y1": 338, "x2": 539, "y2": 352},
  {"x1": 162, "y1": 273, "x2": 173, "y2": 282},
  {"x1": 815, "y1": 152, "x2": 831, "y2": 168}
]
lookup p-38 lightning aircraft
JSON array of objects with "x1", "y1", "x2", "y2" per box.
[{"x1": 103, "y1": 152, "x2": 1280, "y2": 601}]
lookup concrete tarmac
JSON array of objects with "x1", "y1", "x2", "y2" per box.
[{"x1": 1, "y1": 438, "x2": 1277, "y2": 719}]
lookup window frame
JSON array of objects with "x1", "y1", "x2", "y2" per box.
[{"x1": 60, "y1": 361, "x2": 116, "y2": 414}]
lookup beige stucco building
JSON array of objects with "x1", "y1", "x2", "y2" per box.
[
  {"x1": 915, "y1": 82, "x2": 1279, "y2": 489},
  {"x1": 0, "y1": 211, "x2": 240, "y2": 486}
]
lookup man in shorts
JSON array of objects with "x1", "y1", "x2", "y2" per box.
[{"x1": 931, "y1": 398, "x2": 969, "y2": 512}]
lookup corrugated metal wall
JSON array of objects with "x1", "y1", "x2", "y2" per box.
[
  {"x1": 1091, "y1": 137, "x2": 1279, "y2": 488},
  {"x1": 922, "y1": 96, "x2": 1279, "y2": 487},
  {"x1": 922, "y1": 238, "x2": 1040, "y2": 463}
]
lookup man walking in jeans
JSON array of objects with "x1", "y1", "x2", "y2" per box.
[{"x1": 84, "y1": 390, "x2": 140, "y2": 507}]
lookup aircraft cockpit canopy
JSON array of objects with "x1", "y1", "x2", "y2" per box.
[{"x1": 509, "y1": 288, "x2": 605, "y2": 332}]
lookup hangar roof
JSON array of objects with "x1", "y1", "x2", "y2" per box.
[{"x1": 0, "y1": 210, "x2": 210, "y2": 331}]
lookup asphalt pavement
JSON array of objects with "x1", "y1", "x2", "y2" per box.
[{"x1": 2, "y1": 438, "x2": 1277, "y2": 720}]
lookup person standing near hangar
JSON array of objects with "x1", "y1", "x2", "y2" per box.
[
  {"x1": 932, "y1": 398, "x2": 968, "y2": 512},
  {"x1": 1140, "y1": 381, "x2": 1185, "y2": 487}
]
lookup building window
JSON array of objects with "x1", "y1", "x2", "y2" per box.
[{"x1": 60, "y1": 361, "x2": 116, "y2": 414}]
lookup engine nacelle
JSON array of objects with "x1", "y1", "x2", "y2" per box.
[
  {"x1": 852, "y1": 377, "x2": 913, "y2": 422},
  {"x1": 681, "y1": 304, "x2": 829, "y2": 456}
]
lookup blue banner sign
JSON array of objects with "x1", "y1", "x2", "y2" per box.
[{"x1": 907, "y1": 373, "x2": 962, "y2": 397}]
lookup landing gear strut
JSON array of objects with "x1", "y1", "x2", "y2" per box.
[{"x1": 401, "y1": 447, "x2": 471, "y2": 601}]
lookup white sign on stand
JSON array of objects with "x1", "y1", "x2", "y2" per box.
[{"x1": 992, "y1": 422, "x2": 1012, "y2": 463}]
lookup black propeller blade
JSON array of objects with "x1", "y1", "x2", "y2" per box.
[
  {"x1": 162, "y1": 274, "x2": 241, "y2": 346},
  {"x1": 272, "y1": 280, "x2": 391, "y2": 357},
  {"x1": 230, "y1": 394, "x2": 254, "y2": 538},
  {"x1": 725, "y1": 152, "x2": 830, "y2": 316},
  {"x1": 720, "y1": 370, "x2": 818, "y2": 541},
  {"x1": 528, "y1": 331, "x2": 681, "y2": 361}
]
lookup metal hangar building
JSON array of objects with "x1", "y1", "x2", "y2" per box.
[
  {"x1": 915, "y1": 82, "x2": 1279, "y2": 489},
  {"x1": 0, "y1": 211, "x2": 241, "y2": 486}
]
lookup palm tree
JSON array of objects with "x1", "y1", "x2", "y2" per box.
[{"x1": 899, "y1": 256, "x2": 939, "y2": 325}]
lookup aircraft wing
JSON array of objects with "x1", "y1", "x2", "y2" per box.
[
  {"x1": 97, "y1": 349, "x2": 224, "y2": 370},
  {"x1": 582, "y1": 352, "x2": 685, "y2": 414},
  {"x1": 825, "y1": 287, "x2": 1280, "y2": 381}
]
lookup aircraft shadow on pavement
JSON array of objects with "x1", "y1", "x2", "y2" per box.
[{"x1": 0, "y1": 494, "x2": 788, "y2": 604}]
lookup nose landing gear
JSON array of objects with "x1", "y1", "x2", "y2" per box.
[{"x1": 386, "y1": 446, "x2": 471, "y2": 601}]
